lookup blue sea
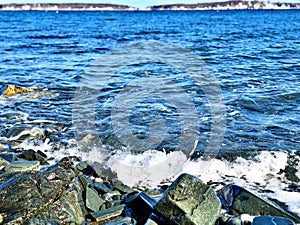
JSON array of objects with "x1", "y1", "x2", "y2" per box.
[{"x1": 0, "y1": 10, "x2": 300, "y2": 152}]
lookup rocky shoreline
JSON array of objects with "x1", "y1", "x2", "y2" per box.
[
  {"x1": 0, "y1": 1, "x2": 300, "y2": 11},
  {"x1": 0, "y1": 149, "x2": 299, "y2": 225}
]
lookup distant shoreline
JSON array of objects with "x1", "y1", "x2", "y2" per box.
[{"x1": 0, "y1": 1, "x2": 300, "y2": 11}]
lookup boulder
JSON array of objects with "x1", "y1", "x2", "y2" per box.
[
  {"x1": 218, "y1": 184, "x2": 300, "y2": 224},
  {"x1": 154, "y1": 173, "x2": 221, "y2": 225}
]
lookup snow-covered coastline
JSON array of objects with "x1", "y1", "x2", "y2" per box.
[{"x1": 0, "y1": 1, "x2": 300, "y2": 11}]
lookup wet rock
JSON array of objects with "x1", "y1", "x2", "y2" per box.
[
  {"x1": 6, "y1": 126, "x2": 45, "y2": 141},
  {"x1": 79, "y1": 174, "x2": 93, "y2": 188},
  {"x1": 0, "y1": 158, "x2": 85, "y2": 224},
  {"x1": 218, "y1": 184, "x2": 300, "y2": 223},
  {"x1": 0, "y1": 157, "x2": 9, "y2": 169},
  {"x1": 106, "y1": 199, "x2": 122, "y2": 208},
  {"x1": 103, "y1": 190, "x2": 121, "y2": 201},
  {"x1": 94, "y1": 181, "x2": 114, "y2": 194},
  {"x1": 154, "y1": 173, "x2": 221, "y2": 225},
  {"x1": 112, "y1": 178, "x2": 135, "y2": 194},
  {"x1": 4, "y1": 159, "x2": 40, "y2": 172},
  {"x1": 126, "y1": 192, "x2": 156, "y2": 224},
  {"x1": 85, "y1": 186, "x2": 104, "y2": 212},
  {"x1": 105, "y1": 216, "x2": 137, "y2": 225},
  {"x1": 0, "y1": 153, "x2": 15, "y2": 163},
  {"x1": 91, "y1": 204, "x2": 125, "y2": 222},
  {"x1": 76, "y1": 161, "x2": 97, "y2": 176},
  {"x1": 91, "y1": 161, "x2": 117, "y2": 179},
  {"x1": 226, "y1": 216, "x2": 242, "y2": 225},
  {"x1": 3, "y1": 85, "x2": 39, "y2": 97},
  {"x1": 18, "y1": 149, "x2": 48, "y2": 165},
  {"x1": 252, "y1": 216, "x2": 295, "y2": 225},
  {"x1": 27, "y1": 218, "x2": 61, "y2": 225}
]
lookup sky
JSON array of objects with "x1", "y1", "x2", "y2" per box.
[{"x1": 1, "y1": 0, "x2": 299, "y2": 9}]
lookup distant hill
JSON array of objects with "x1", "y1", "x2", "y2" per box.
[
  {"x1": 0, "y1": 1, "x2": 299, "y2": 11},
  {"x1": 149, "y1": 1, "x2": 300, "y2": 10},
  {"x1": 0, "y1": 3, "x2": 137, "y2": 11}
]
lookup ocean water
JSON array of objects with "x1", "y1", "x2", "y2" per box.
[{"x1": 0, "y1": 10, "x2": 300, "y2": 217}]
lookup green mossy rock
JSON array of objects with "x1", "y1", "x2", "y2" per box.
[{"x1": 154, "y1": 173, "x2": 221, "y2": 225}]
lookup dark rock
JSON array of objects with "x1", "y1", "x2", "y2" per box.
[
  {"x1": 103, "y1": 190, "x2": 121, "y2": 201},
  {"x1": 91, "y1": 204, "x2": 125, "y2": 222},
  {"x1": 112, "y1": 178, "x2": 135, "y2": 194},
  {"x1": 0, "y1": 153, "x2": 15, "y2": 163},
  {"x1": 146, "y1": 213, "x2": 168, "y2": 225},
  {"x1": 154, "y1": 173, "x2": 221, "y2": 225},
  {"x1": 218, "y1": 184, "x2": 300, "y2": 223},
  {"x1": 85, "y1": 187, "x2": 104, "y2": 212},
  {"x1": 252, "y1": 216, "x2": 295, "y2": 225},
  {"x1": 94, "y1": 182, "x2": 114, "y2": 194},
  {"x1": 0, "y1": 158, "x2": 85, "y2": 224},
  {"x1": 18, "y1": 149, "x2": 48, "y2": 165},
  {"x1": 6, "y1": 125, "x2": 45, "y2": 141},
  {"x1": 91, "y1": 161, "x2": 117, "y2": 179},
  {"x1": 79, "y1": 174, "x2": 93, "y2": 188},
  {"x1": 106, "y1": 199, "x2": 122, "y2": 208},
  {"x1": 126, "y1": 192, "x2": 156, "y2": 224},
  {"x1": 76, "y1": 161, "x2": 97, "y2": 176}
]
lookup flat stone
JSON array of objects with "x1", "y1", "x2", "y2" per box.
[
  {"x1": 252, "y1": 216, "x2": 295, "y2": 225},
  {"x1": 154, "y1": 173, "x2": 221, "y2": 225},
  {"x1": 5, "y1": 160, "x2": 40, "y2": 172},
  {"x1": 218, "y1": 184, "x2": 300, "y2": 224},
  {"x1": 92, "y1": 204, "x2": 125, "y2": 222},
  {"x1": 86, "y1": 187, "x2": 104, "y2": 212}
]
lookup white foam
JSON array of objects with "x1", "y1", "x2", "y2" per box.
[
  {"x1": 182, "y1": 151, "x2": 300, "y2": 217},
  {"x1": 14, "y1": 138, "x2": 300, "y2": 217}
]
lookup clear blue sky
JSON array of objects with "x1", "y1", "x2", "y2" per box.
[{"x1": 1, "y1": 0, "x2": 299, "y2": 8}]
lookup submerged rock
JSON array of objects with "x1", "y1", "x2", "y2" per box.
[
  {"x1": 218, "y1": 184, "x2": 300, "y2": 223},
  {"x1": 3, "y1": 85, "x2": 39, "y2": 97},
  {"x1": 154, "y1": 173, "x2": 221, "y2": 225}
]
